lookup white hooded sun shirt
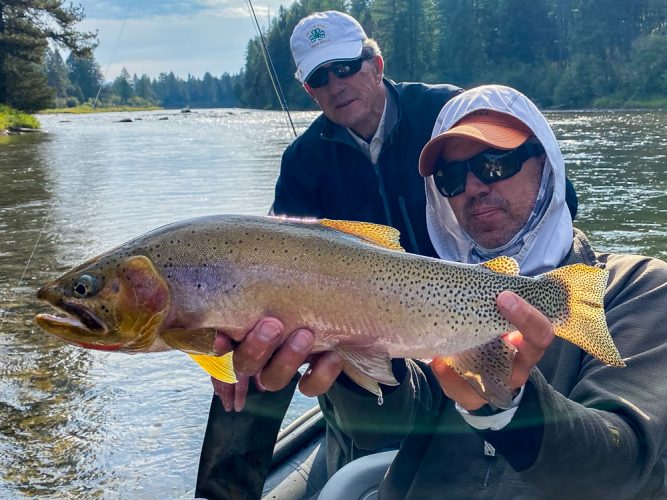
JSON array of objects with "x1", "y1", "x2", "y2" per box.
[{"x1": 425, "y1": 85, "x2": 573, "y2": 277}]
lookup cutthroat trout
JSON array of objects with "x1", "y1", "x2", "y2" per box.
[{"x1": 35, "y1": 215, "x2": 624, "y2": 408}]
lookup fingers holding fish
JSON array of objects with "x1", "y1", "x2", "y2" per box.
[
  {"x1": 430, "y1": 358, "x2": 487, "y2": 411},
  {"x1": 232, "y1": 318, "x2": 285, "y2": 376},
  {"x1": 213, "y1": 331, "x2": 235, "y2": 356},
  {"x1": 298, "y1": 351, "x2": 345, "y2": 397},
  {"x1": 257, "y1": 329, "x2": 316, "y2": 391},
  {"x1": 497, "y1": 291, "x2": 555, "y2": 383}
]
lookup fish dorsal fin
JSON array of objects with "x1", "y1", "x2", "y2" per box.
[
  {"x1": 320, "y1": 219, "x2": 405, "y2": 252},
  {"x1": 480, "y1": 256, "x2": 520, "y2": 275},
  {"x1": 441, "y1": 336, "x2": 517, "y2": 409},
  {"x1": 335, "y1": 344, "x2": 399, "y2": 398},
  {"x1": 188, "y1": 353, "x2": 237, "y2": 383}
]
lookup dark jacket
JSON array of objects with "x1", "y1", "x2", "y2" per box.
[{"x1": 273, "y1": 79, "x2": 463, "y2": 257}]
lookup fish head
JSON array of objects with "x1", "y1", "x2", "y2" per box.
[{"x1": 35, "y1": 254, "x2": 170, "y2": 353}]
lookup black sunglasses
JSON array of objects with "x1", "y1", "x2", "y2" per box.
[
  {"x1": 433, "y1": 141, "x2": 545, "y2": 198},
  {"x1": 306, "y1": 56, "x2": 368, "y2": 89}
]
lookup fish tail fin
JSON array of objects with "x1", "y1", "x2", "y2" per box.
[
  {"x1": 546, "y1": 264, "x2": 625, "y2": 367},
  {"x1": 443, "y1": 336, "x2": 518, "y2": 409},
  {"x1": 188, "y1": 352, "x2": 238, "y2": 383}
]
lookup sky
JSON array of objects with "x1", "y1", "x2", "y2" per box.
[{"x1": 76, "y1": 0, "x2": 296, "y2": 81}]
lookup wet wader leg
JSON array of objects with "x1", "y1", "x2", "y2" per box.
[{"x1": 195, "y1": 376, "x2": 299, "y2": 500}]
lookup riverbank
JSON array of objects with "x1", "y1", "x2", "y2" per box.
[
  {"x1": 0, "y1": 105, "x2": 40, "y2": 135},
  {"x1": 40, "y1": 104, "x2": 163, "y2": 114}
]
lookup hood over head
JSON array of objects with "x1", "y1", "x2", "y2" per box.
[{"x1": 422, "y1": 85, "x2": 572, "y2": 276}]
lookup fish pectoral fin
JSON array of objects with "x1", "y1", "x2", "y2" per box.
[
  {"x1": 320, "y1": 219, "x2": 405, "y2": 252},
  {"x1": 442, "y1": 336, "x2": 517, "y2": 409},
  {"x1": 335, "y1": 345, "x2": 398, "y2": 397},
  {"x1": 161, "y1": 327, "x2": 218, "y2": 355},
  {"x1": 480, "y1": 256, "x2": 520, "y2": 275},
  {"x1": 188, "y1": 352, "x2": 237, "y2": 383}
]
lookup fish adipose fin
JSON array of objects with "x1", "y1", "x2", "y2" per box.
[
  {"x1": 320, "y1": 219, "x2": 405, "y2": 252},
  {"x1": 546, "y1": 264, "x2": 625, "y2": 367},
  {"x1": 161, "y1": 327, "x2": 238, "y2": 383},
  {"x1": 335, "y1": 345, "x2": 399, "y2": 398},
  {"x1": 480, "y1": 256, "x2": 520, "y2": 275},
  {"x1": 443, "y1": 337, "x2": 517, "y2": 409}
]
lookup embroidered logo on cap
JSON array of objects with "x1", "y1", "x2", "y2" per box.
[{"x1": 309, "y1": 27, "x2": 325, "y2": 43}]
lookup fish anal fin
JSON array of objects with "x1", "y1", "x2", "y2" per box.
[
  {"x1": 189, "y1": 352, "x2": 237, "y2": 383},
  {"x1": 320, "y1": 219, "x2": 405, "y2": 252},
  {"x1": 443, "y1": 337, "x2": 517, "y2": 409},
  {"x1": 161, "y1": 327, "x2": 217, "y2": 355},
  {"x1": 343, "y1": 363, "x2": 383, "y2": 399},
  {"x1": 335, "y1": 344, "x2": 398, "y2": 396},
  {"x1": 480, "y1": 256, "x2": 520, "y2": 275},
  {"x1": 546, "y1": 264, "x2": 625, "y2": 367}
]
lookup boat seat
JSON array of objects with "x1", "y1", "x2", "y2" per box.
[{"x1": 317, "y1": 450, "x2": 398, "y2": 500}]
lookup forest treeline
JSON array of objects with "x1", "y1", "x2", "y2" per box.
[
  {"x1": 1, "y1": 0, "x2": 666, "y2": 112},
  {"x1": 241, "y1": 0, "x2": 667, "y2": 109}
]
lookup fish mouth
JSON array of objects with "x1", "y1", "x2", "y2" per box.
[{"x1": 36, "y1": 300, "x2": 108, "y2": 335}]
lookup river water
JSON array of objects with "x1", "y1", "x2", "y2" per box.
[{"x1": 0, "y1": 109, "x2": 665, "y2": 498}]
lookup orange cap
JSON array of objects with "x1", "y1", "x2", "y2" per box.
[{"x1": 419, "y1": 111, "x2": 531, "y2": 176}]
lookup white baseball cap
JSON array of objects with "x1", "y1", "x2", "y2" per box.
[{"x1": 290, "y1": 11, "x2": 367, "y2": 83}]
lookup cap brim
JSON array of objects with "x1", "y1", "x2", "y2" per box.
[
  {"x1": 298, "y1": 40, "x2": 363, "y2": 83},
  {"x1": 419, "y1": 121, "x2": 531, "y2": 176}
]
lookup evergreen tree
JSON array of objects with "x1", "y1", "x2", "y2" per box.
[
  {"x1": 134, "y1": 74, "x2": 157, "y2": 103},
  {"x1": 45, "y1": 48, "x2": 70, "y2": 100},
  {"x1": 371, "y1": 0, "x2": 428, "y2": 81},
  {"x1": 0, "y1": 0, "x2": 97, "y2": 109},
  {"x1": 67, "y1": 53, "x2": 104, "y2": 103},
  {"x1": 112, "y1": 68, "x2": 133, "y2": 103}
]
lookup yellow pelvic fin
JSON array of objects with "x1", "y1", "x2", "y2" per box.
[
  {"x1": 546, "y1": 264, "x2": 625, "y2": 367},
  {"x1": 188, "y1": 352, "x2": 237, "y2": 383},
  {"x1": 320, "y1": 219, "x2": 405, "y2": 252},
  {"x1": 480, "y1": 256, "x2": 520, "y2": 275}
]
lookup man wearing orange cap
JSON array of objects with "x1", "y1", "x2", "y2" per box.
[
  {"x1": 196, "y1": 10, "x2": 464, "y2": 498},
  {"x1": 222, "y1": 85, "x2": 667, "y2": 498}
]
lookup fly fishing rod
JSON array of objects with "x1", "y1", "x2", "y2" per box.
[{"x1": 244, "y1": 0, "x2": 298, "y2": 138}]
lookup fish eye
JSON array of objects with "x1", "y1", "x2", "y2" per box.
[{"x1": 72, "y1": 275, "x2": 99, "y2": 298}]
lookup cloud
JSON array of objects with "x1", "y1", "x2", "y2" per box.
[{"x1": 78, "y1": 0, "x2": 294, "y2": 79}]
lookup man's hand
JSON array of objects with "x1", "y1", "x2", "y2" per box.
[
  {"x1": 210, "y1": 318, "x2": 344, "y2": 411},
  {"x1": 430, "y1": 291, "x2": 555, "y2": 410}
]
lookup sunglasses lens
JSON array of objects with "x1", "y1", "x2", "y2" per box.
[
  {"x1": 434, "y1": 160, "x2": 467, "y2": 197},
  {"x1": 306, "y1": 67, "x2": 329, "y2": 88},
  {"x1": 472, "y1": 156, "x2": 522, "y2": 184},
  {"x1": 333, "y1": 58, "x2": 363, "y2": 79},
  {"x1": 306, "y1": 58, "x2": 365, "y2": 88}
]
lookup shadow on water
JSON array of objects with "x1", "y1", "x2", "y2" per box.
[{"x1": 0, "y1": 109, "x2": 664, "y2": 497}]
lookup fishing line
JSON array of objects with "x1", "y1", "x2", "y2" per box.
[
  {"x1": 0, "y1": 199, "x2": 55, "y2": 325},
  {"x1": 92, "y1": 0, "x2": 132, "y2": 109},
  {"x1": 244, "y1": 0, "x2": 298, "y2": 138}
]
